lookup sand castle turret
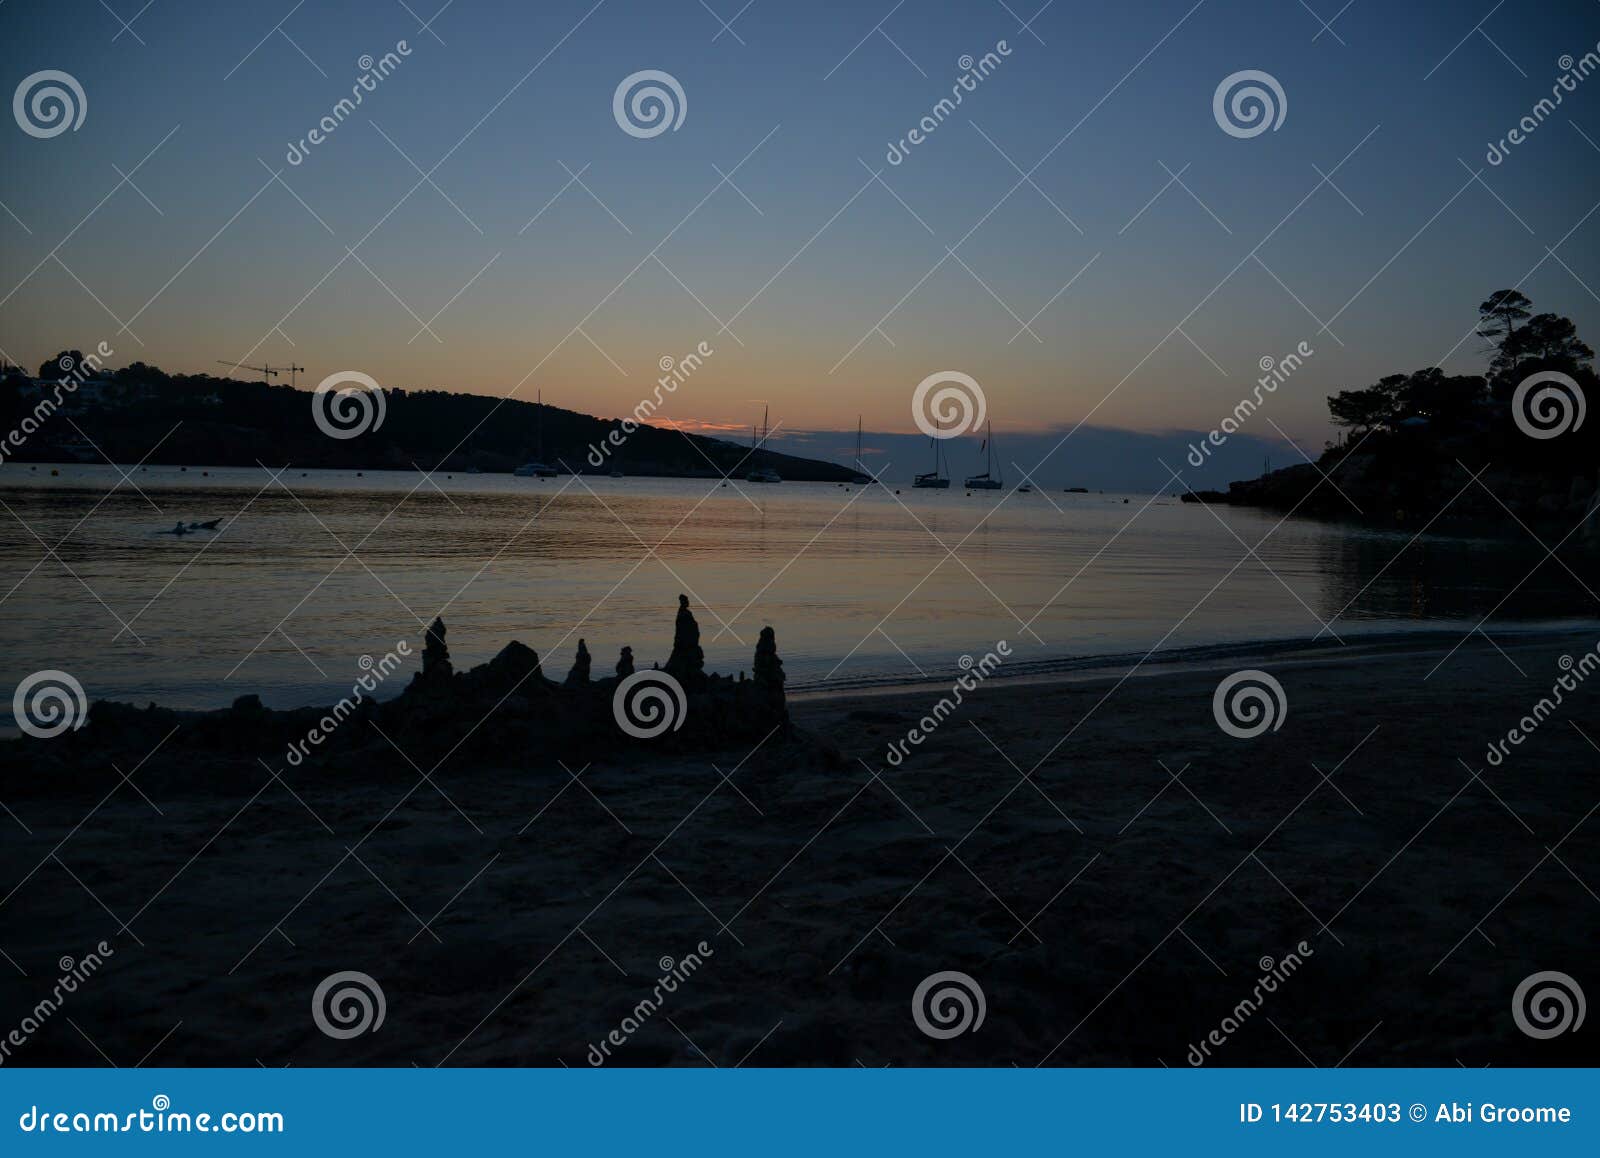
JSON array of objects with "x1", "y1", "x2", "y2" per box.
[
  {"x1": 565, "y1": 638, "x2": 592, "y2": 685},
  {"x1": 664, "y1": 594, "x2": 707, "y2": 690},
  {"x1": 753, "y1": 625, "x2": 786, "y2": 718},
  {"x1": 422, "y1": 616, "x2": 451, "y2": 680}
]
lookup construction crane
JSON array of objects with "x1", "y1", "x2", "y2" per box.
[
  {"x1": 217, "y1": 360, "x2": 278, "y2": 381},
  {"x1": 216, "y1": 361, "x2": 307, "y2": 387}
]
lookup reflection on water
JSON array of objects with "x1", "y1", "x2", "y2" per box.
[{"x1": 1, "y1": 464, "x2": 1596, "y2": 713}]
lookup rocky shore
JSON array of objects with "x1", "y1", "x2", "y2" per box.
[{"x1": 1183, "y1": 435, "x2": 1600, "y2": 539}]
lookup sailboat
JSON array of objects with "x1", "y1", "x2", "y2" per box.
[
  {"x1": 964, "y1": 420, "x2": 1002, "y2": 490},
  {"x1": 514, "y1": 390, "x2": 559, "y2": 477},
  {"x1": 746, "y1": 405, "x2": 781, "y2": 483},
  {"x1": 913, "y1": 419, "x2": 951, "y2": 488},
  {"x1": 851, "y1": 416, "x2": 872, "y2": 484}
]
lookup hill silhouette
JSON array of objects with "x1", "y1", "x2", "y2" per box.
[{"x1": 0, "y1": 360, "x2": 855, "y2": 482}]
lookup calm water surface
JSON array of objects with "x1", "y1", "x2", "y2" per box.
[{"x1": 1, "y1": 465, "x2": 1595, "y2": 714}]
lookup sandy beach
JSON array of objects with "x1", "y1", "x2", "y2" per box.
[{"x1": 1, "y1": 627, "x2": 1595, "y2": 1068}]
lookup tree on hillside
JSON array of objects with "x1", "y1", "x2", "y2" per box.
[
  {"x1": 1492, "y1": 312, "x2": 1594, "y2": 382},
  {"x1": 1327, "y1": 369, "x2": 1486, "y2": 433},
  {"x1": 1470, "y1": 289, "x2": 1594, "y2": 390},
  {"x1": 115, "y1": 361, "x2": 170, "y2": 384},
  {"x1": 38, "y1": 350, "x2": 85, "y2": 381},
  {"x1": 1477, "y1": 289, "x2": 1531, "y2": 355},
  {"x1": 1399, "y1": 368, "x2": 1487, "y2": 426},
  {"x1": 1328, "y1": 373, "x2": 1407, "y2": 432}
]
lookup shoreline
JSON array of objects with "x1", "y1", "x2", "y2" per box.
[
  {"x1": 788, "y1": 621, "x2": 1600, "y2": 700},
  {"x1": 1, "y1": 622, "x2": 1589, "y2": 735}
]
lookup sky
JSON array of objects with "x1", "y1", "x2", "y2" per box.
[{"x1": 2, "y1": 0, "x2": 1598, "y2": 487}]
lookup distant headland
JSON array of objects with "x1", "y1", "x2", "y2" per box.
[
  {"x1": 0, "y1": 357, "x2": 856, "y2": 482},
  {"x1": 1184, "y1": 289, "x2": 1600, "y2": 533}
]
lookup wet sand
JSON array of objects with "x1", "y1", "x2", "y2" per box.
[{"x1": 1, "y1": 628, "x2": 1597, "y2": 1066}]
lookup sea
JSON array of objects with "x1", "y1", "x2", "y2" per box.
[{"x1": 1, "y1": 464, "x2": 1595, "y2": 718}]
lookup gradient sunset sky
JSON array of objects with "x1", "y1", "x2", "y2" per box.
[{"x1": 2, "y1": 0, "x2": 1597, "y2": 460}]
